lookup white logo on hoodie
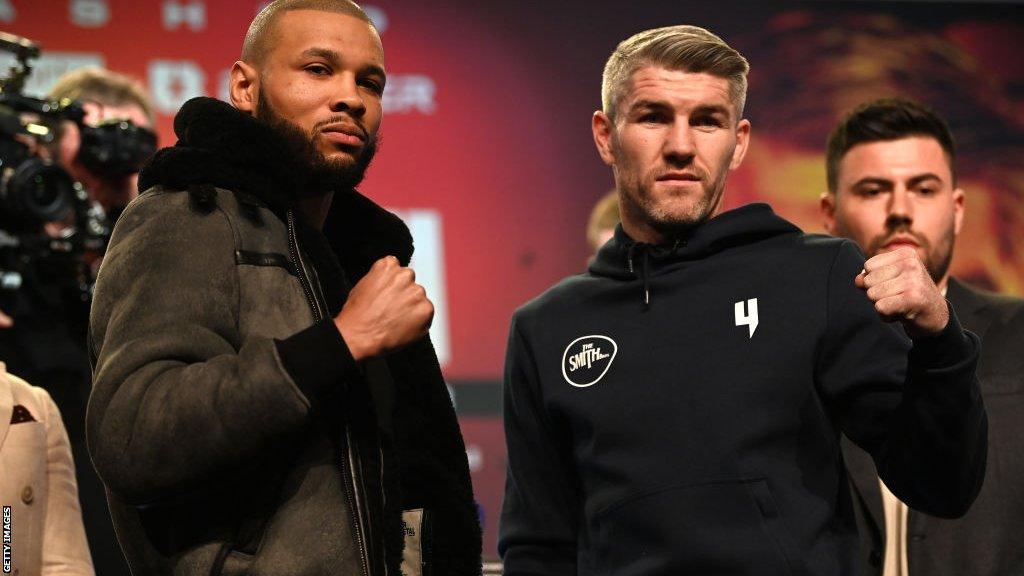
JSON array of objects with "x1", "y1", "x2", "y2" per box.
[
  {"x1": 735, "y1": 298, "x2": 759, "y2": 338},
  {"x1": 562, "y1": 335, "x2": 617, "y2": 387}
]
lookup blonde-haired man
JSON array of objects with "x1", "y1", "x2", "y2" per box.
[
  {"x1": 500, "y1": 25, "x2": 986, "y2": 575},
  {"x1": 586, "y1": 190, "x2": 620, "y2": 255},
  {"x1": 0, "y1": 363, "x2": 93, "y2": 576}
]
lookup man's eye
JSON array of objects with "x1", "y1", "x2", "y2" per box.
[
  {"x1": 693, "y1": 116, "x2": 722, "y2": 128},
  {"x1": 638, "y1": 113, "x2": 663, "y2": 123},
  {"x1": 360, "y1": 79, "x2": 384, "y2": 95},
  {"x1": 916, "y1": 187, "x2": 935, "y2": 196},
  {"x1": 306, "y1": 65, "x2": 331, "y2": 76},
  {"x1": 858, "y1": 188, "x2": 882, "y2": 197}
]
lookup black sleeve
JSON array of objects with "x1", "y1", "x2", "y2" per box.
[
  {"x1": 499, "y1": 314, "x2": 580, "y2": 576},
  {"x1": 275, "y1": 319, "x2": 361, "y2": 402},
  {"x1": 817, "y1": 241, "x2": 987, "y2": 518}
]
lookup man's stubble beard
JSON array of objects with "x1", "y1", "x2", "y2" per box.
[
  {"x1": 618, "y1": 169, "x2": 727, "y2": 241},
  {"x1": 841, "y1": 219, "x2": 956, "y2": 285},
  {"x1": 255, "y1": 91, "x2": 378, "y2": 194}
]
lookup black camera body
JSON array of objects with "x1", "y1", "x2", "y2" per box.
[{"x1": 0, "y1": 31, "x2": 154, "y2": 307}]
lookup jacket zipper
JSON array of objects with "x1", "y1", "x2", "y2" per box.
[
  {"x1": 346, "y1": 431, "x2": 373, "y2": 576},
  {"x1": 287, "y1": 210, "x2": 325, "y2": 323},
  {"x1": 287, "y1": 209, "x2": 372, "y2": 576}
]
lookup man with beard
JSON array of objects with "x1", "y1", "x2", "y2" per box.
[
  {"x1": 499, "y1": 26, "x2": 986, "y2": 575},
  {"x1": 86, "y1": 1, "x2": 481, "y2": 575},
  {"x1": 821, "y1": 98, "x2": 1024, "y2": 576}
]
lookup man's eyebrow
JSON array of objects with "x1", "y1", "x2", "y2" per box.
[
  {"x1": 906, "y1": 173, "x2": 944, "y2": 187},
  {"x1": 627, "y1": 99, "x2": 671, "y2": 112},
  {"x1": 691, "y1": 104, "x2": 730, "y2": 117},
  {"x1": 301, "y1": 47, "x2": 342, "y2": 64},
  {"x1": 851, "y1": 177, "x2": 894, "y2": 189},
  {"x1": 300, "y1": 47, "x2": 385, "y2": 78}
]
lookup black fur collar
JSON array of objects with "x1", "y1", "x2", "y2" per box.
[{"x1": 138, "y1": 97, "x2": 413, "y2": 277}]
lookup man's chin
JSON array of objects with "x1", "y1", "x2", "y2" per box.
[{"x1": 318, "y1": 147, "x2": 361, "y2": 168}]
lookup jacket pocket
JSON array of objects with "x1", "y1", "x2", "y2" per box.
[{"x1": 593, "y1": 477, "x2": 794, "y2": 576}]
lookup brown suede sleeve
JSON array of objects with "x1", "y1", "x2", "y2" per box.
[{"x1": 88, "y1": 190, "x2": 322, "y2": 506}]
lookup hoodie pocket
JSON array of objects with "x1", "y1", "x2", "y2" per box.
[{"x1": 594, "y1": 478, "x2": 793, "y2": 576}]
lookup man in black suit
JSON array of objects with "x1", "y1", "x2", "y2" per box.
[{"x1": 820, "y1": 97, "x2": 1024, "y2": 576}]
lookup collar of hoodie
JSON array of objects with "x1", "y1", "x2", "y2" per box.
[
  {"x1": 588, "y1": 203, "x2": 802, "y2": 310},
  {"x1": 626, "y1": 239, "x2": 686, "y2": 310}
]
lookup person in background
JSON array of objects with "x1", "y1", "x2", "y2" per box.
[
  {"x1": 1, "y1": 362, "x2": 94, "y2": 576},
  {"x1": 47, "y1": 67, "x2": 155, "y2": 226},
  {"x1": 822, "y1": 97, "x2": 1024, "y2": 576},
  {"x1": 586, "y1": 189, "x2": 620, "y2": 257},
  {"x1": 0, "y1": 66, "x2": 155, "y2": 576}
]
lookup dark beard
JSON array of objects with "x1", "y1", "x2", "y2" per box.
[{"x1": 255, "y1": 92, "x2": 378, "y2": 195}]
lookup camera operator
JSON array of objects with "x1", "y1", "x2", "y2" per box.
[
  {"x1": 0, "y1": 64, "x2": 155, "y2": 576},
  {"x1": 48, "y1": 67, "x2": 154, "y2": 226}
]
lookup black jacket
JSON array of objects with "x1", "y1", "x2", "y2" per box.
[
  {"x1": 844, "y1": 278, "x2": 1024, "y2": 575},
  {"x1": 499, "y1": 203, "x2": 986, "y2": 575},
  {"x1": 89, "y1": 97, "x2": 481, "y2": 576}
]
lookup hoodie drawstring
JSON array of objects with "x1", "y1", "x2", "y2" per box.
[{"x1": 626, "y1": 243, "x2": 652, "y2": 310}]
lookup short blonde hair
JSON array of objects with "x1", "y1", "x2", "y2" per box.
[
  {"x1": 601, "y1": 25, "x2": 749, "y2": 121},
  {"x1": 586, "y1": 190, "x2": 620, "y2": 250},
  {"x1": 48, "y1": 67, "x2": 154, "y2": 124}
]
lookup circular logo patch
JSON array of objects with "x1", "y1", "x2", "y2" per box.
[{"x1": 561, "y1": 335, "x2": 617, "y2": 387}]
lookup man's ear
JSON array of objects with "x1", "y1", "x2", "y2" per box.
[
  {"x1": 819, "y1": 191, "x2": 837, "y2": 234},
  {"x1": 230, "y1": 60, "x2": 259, "y2": 113},
  {"x1": 729, "y1": 118, "x2": 751, "y2": 170},
  {"x1": 952, "y1": 187, "x2": 965, "y2": 236},
  {"x1": 593, "y1": 111, "x2": 616, "y2": 167}
]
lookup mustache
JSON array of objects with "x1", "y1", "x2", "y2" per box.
[
  {"x1": 656, "y1": 167, "x2": 707, "y2": 181},
  {"x1": 312, "y1": 115, "x2": 369, "y2": 140},
  {"x1": 868, "y1": 227, "x2": 930, "y2": 255}
]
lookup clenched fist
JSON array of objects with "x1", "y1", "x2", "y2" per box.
[
  {"x1": 856, "y1": 246, "x2": 949, "y2": 339},
  {"x1": 334, "y1": 256, "x2": 434, "y2": 361}
]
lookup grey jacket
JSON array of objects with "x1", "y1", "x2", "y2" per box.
[
  {"x1": 87, "y1": 97, "x2": 482, "y2": 576},
  {"x1": 844, "y1": 278, "x2": 1024, "y2": 575}
]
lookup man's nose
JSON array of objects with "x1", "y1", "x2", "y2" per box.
[
  {"x1": 889, "y1": 187, "x2": 914, "y2": 218},
  {"x1": 330, "y1": 74, "x2": 366, "y2": 116},
  {"x1": 886, "y1": 187, "x2": 914, "y2": 229},
  {"x1": 664, "y1": 122, "x2": 695, "y2": 163}
]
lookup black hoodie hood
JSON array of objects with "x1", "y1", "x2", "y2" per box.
[
  {"x1": 589, "y1": 203, "x2": 801, "y2": 307},
  {"x1": 138, "y1": 96, "x2": 412, "y2": 278}
]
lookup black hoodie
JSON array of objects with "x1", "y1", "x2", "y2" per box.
[{"x1": 499, "y1": 203, "x2": 986, "y2": 575}]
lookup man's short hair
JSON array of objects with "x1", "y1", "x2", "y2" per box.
[
  {"x1": 241, "y1": 0, "x2": 373, "y2": 66},
  {"x1": 826, "y1": 98, "x2": 957, "y2": 192},
  {"x1": 601, "y1": 25, "x2": 749, "y2": 122},
  {"x1": 48, "y1": 67, "x2": 154, "y2": 124}
]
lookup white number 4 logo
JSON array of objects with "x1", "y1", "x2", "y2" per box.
[{"x1": 735, "y1": 298, "x2": 758, "y2": 338}]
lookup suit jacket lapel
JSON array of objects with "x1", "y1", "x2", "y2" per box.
[
  {"x1": 0, "y1": 364, "x2": 14, "y2": 450},
  {"x1": 947, "y1": 278, "x2": 994, "y2": 339}
]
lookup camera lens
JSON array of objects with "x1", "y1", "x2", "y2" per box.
[{"x1": 7, "y1": 157, "x2": 75, "y2": 224}]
